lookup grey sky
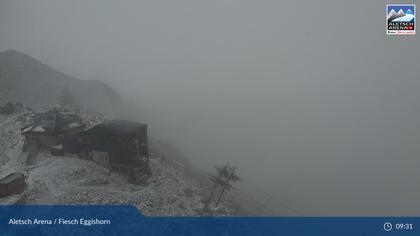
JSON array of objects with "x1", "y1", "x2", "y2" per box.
[{"x1": 0, "y1": 0, "x2": 419, "y2": 215}]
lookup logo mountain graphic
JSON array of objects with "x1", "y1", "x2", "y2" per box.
[
  {"x1": 388, "y1": 9, "x2": 397, "y2": 19},
  {"x1": 387, "y1": 7, "x2": 415, "y2": 23}
]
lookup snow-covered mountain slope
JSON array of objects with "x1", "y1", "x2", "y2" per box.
[
  {"x1": 0, "y1": 110, "x2": 266, "y2": 216},
  {"x1": 0, "y1": 50, "x2": 121, "y2": 112},
  {"x1": 23, "y1": 151, "x2": 210, "y2": 216}
]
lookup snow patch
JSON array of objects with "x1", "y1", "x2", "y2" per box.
[
  {"x1": 32, "y1": 126, "x2": 45, "y2": 132},
  {"x1": 69, "y1": 123, "x2": 79, "y2": 128}
]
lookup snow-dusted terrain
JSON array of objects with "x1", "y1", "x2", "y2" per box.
[
  {"x1": 0, "y1": 112, "x2": 31, "y2": 176},
  {"x1": 23, "y1": 151, "x2": 210, "y2": 216},
  {"x1": 0, "y1": 109, "x2": 261, "y2": 216}
]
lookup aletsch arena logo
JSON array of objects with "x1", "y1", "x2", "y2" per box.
[{"x1": 387, "y1": 4, "x2": 416, "y2": 35}]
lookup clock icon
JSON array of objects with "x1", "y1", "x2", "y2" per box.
[{"x1": 384, "y1": 222, "x2": 393, "y2": 232}]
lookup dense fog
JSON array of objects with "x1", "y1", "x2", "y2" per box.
[{"x1": 0, "y1": 0, "x2": 419, "y2": 215}]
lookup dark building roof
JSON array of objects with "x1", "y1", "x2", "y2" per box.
[
  {"x1": 21, "y1": 110, "x2": 85, "y2": 135},
  {"x1": 92, "y1": 119, "x2": 147, "y2": 136},
  {"x1": 0, "y1": 173, "x2": 24, "y2": 185}
]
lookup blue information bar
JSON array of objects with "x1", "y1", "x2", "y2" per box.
[{"x1": 0, "y1": 205, "x2": 418, "y2": 235}]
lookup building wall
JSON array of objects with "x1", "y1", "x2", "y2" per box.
[
  {"x1": 24, "y1": 127, "x2": 85, "y2": 151},
  {"x1": 92, "y1": 150, "x2": 110, "y2": 168},
  {"x1": 39, "y1": 135, "x2": 56, "y2": 148},
  {"x1": 24, "y1": 133, "x2": 56, "y2": 150}
]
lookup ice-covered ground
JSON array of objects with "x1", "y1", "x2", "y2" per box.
[{"x1": 0, "y1": 110, "x2": 255, "y2": 216}]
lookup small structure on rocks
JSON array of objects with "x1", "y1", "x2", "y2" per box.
[
  {"x1": 21, "y1": 109, "x2": 85, "y2": 151},
  {"x1": 0, "y1": 173, "x2": 26, "y2": 198}
]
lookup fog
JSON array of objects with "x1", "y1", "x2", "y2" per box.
[{"x1": 1, "y1": 0, "x2": 419, "y2": 215}]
